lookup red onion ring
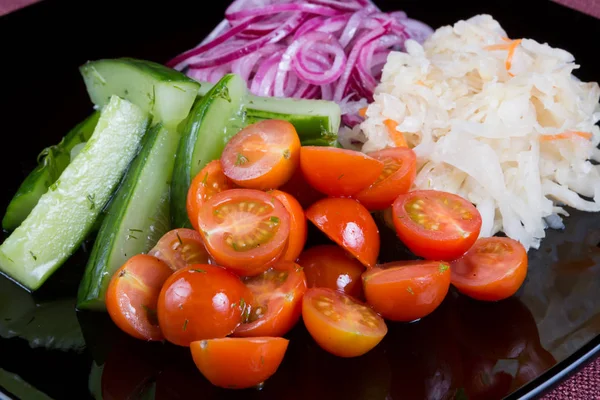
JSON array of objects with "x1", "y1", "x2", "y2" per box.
[
  {"x1": 226, "y1": 3, "x2": 340, "y2": 21},
  {"x1": 166, "y1": 0, "x2": 434, "y2": 125}
]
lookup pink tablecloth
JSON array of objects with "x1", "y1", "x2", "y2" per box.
[{"x1": 1, "y1": 0, "x2": 600, "y2": 399}]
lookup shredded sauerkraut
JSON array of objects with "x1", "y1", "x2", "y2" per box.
[{"x1": 355, "y1": 14, "x2": 600, "y2": 250}]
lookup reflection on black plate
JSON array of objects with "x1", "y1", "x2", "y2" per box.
[{"x1": 1, "y1": 0, "x2": 600, "y2": 399}]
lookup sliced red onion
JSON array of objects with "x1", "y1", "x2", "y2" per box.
[
  {"x1": 168, "y1": 0, "x2": 434, "y2": 124},
  {"x1": 309, "y1": 0, "x2": 362, "y2": 11},
  {"x1": 320, "y1": 83, "x2": 333, "y2": 100},
  {"x1": 253, "y1": 50, "x2": 285, "y2": 96},
  {"x1": 166, "y1": 17, "x2": 258, "y2": 69},
  {"x1": 226, "y1": 3, "x2": 340, "y2": 21},
  {"x1": 338, "y1": 10, "x2": 364, "y2": 48},
  {"x1": 189, "y1": 13, "x2": 308, "y2": 69},
  {"x1": 294, "y1": 40, "x2": 346, "y2": 85},
  {"x1": 333, "y1": 26, "x2": 386, "y2": 102}
]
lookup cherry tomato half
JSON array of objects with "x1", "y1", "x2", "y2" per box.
[
  {"x1": 362, "y1": 260, "x2": 451, "y2": 322},
  {"x1": 302, "y1": 287, "x2": 387, "y2": 358},
  {"x1": 234, "y1": 261, "x2": 307, "y2": 337},
  {"x1": 268, "y1": 190, "x2": 307, "y2": 262},
  {"x1": 392, "y1": 190, "x2": 482, "y2": 260},
  {"x1": 221, "y1": 120, "x2": 300, "y2": 190},
  {"x1": 197, "y1": 189, "x2": 291, "y2": 276},
  {"x1": 157, "y1": 265, "x2": 252, "y2": 346},
  {"x1": 354, "y1": 147, "x2": 417, "y2": 211},
  {"x1": 106, "y1": 255, "x2": 173, "y2": 341},
  {"x1": 298, "y1": 245, "x2": 365, "y2": 299},
  {"x1": 190, "y1": 337, "x2": 289, "y2": 389},
  {"x1": 307, "y1": 198, "x2": 380, "y2": 268},
  {"x1": 148, "y1": 228, "x2": 210, "y2": 271},
  {"x1": 279, "y1": 164, "x2": 325, "y2": 209},
  {"x1": 300, "y1": 147, "x2": 383, "y2": 197},
  {"x1": 451, "y1": 237, "x2": 528, "y2": 301},
  {"x1": 187, "y1": 160, "x2": 236, "y2": 232}
]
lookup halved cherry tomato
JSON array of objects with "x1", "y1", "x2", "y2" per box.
[
  {"x1": 221, "y1": 120, "x2": 300, "y2": 190},
  {"x1": 362, "y1": 260, "x2": 451, "y2": 322},
  {"x1": 187, "y1": 160, "x2": 236, "y2": 232},
  {"x1": 106, "y1": 254, "x2": 173, "y2": 341},
  {"x1": 451, "y1": 237, "x2": 528, "y2": 301},
  {"x1": 279, "y1": 165, "x2": 325, "y2": 209},
  {"x1": 302, "y1": 287, "x2": 387, "y2": 357},
  {"x1": 268, "y1": 190, "x2": 307, "y2": 261},
  {"x1": 157, "y1": 265, "x2": 252, "y2": 346},
  {"x1": 354, "y1": 147, "x2": 417, "y2": 211},
  {"x1": 306, "y1": 198, "x2": 380, "y2": 268},
  {"x1": 298, "y1": 245, "x2": 365, "y2": 299},
  {"x1": 300, "y1": 147, "x2": 383, "y2": 197},
  {"x1": 197, "y1": 189, "x2": 291, "y2": 276},
  {"x1": 148, "y1": 228, "x2": 210, "y2": 271},
  {"x1": 234, "y1": 261, "x2": 306, "y2": 337},
  {"x1": 392, "y1": 190, "x2": 482, "y2": 260},
  {"x1": 190, "y1": 337, "x2": 289, "y2": 389}
]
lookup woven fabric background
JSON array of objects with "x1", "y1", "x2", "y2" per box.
[
  {"x1": 542, "y1": 358, "x2": 600, "y2": 399},
  {"x1": 1, "y1": 0, "x2": 600, "y2": 399}
]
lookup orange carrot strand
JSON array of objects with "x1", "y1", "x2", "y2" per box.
[
  {"x1": 505, "y1": 39, "x2": 522, "y2": 74},
  {"x1": 539, "y1": 131, "x2": 593, "y2": 141},
  {"x1": 358, "y1": 107, "x2": 367, "y2": 118},
  {"x1": 383, "y1": 119, "x2": 408, "y2": 148}
]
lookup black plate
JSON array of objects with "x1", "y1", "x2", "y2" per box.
[{"x1": 1, "y1": 0, "x2": 600, "y2": 399}]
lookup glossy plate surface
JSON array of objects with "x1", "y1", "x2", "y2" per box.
[{"x1": 1, "y1": 0, "x2": 599, "y2": 399}]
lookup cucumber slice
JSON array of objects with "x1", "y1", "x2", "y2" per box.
[
  {"x1": 2, "y1": 112, "x2": 100, "y2": 231},
  {"x1": 80, "y1": 58, "x2": 200, "y2": 129},
  {"x1": 244, "y1": 96, "x2": 340, "y2": 146},
  {"x1": 0, "y1": 96, "x2": 148, "y2": 291},
  {"x1": 171, "y1": 74, "x2": 247, "y2": 227},
  {"x1": 77, "y1": 124, "x2": 176, "y2": 310},
  {"x1": 196, "y1": 81, "x2": 340, "y2": 145}
]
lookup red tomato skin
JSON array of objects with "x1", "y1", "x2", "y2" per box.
[
  {"x1": 268, "y1": 190, "x2": 307, "y2": 262},
  {"x1": 157, "y1": 265, "x2": 252, "y2": 346},
  {"x1": 190, "y1": 337, "x2": 289, "y2": 389},
  {"x1": 220, "y1": 119, "x2": 300, "y2": 190},
  {"x1": 186, "y1": 160, "x2": 236, "y2": 232},
  {"x1": 279, "y1": 165, "x2": 326, "y2": 209},
  {"x1": 306, "y1": 198, "x2": 380, "y2": 268},
  {"x1": 300, "y1": 147, "x2": 383, "y2": 197},
  {"x1": 392, "y1": 190, "x2": 482, "y2": 261},
  {"x1": 147, "y1": 228, "x2": 210, "y2": 271},
  {"x1": 233, "y1": 261, "x2": 307, "y2": 338},
  {"x1": 451, "y1": 237, "x2": 528, "y2": 301},
  {"x1": 354, "y1": 147, "x2": 417, "y2": 211},
  {"x1": 105, "y1": 254, "x2": 173, "y2": 341},
  {"x1": 298, "y1": 244, "x2": 365, "y2": 299},
  {"x1": 302, "y1": 287, "x2": 387, "y2": 358},
  {"x1": 362, "y1": 261, "x2": 451, "y2": 322}
]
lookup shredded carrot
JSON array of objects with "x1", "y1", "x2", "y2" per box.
[
  {"x1": 383, "y1": 119, "x2": 408, "y2": 147},
  {"x1": 415, "y1": 80, "x2": 425, "y2": 86},
  {"x1": 485, "y1": 38, "x2": 522, "y2": 77},
  {"x1": 539, "y1": 131, "x2": 593, "y2": 141},
  {"x1": 501, "y1": 36, "x2": 512, "y2": 43},
  {"x1": 358, "y1": 107, "x2": 367, "y2": 118},
  {"x1": 505, "y1": 39, "x2": 521, "y2": 76}
]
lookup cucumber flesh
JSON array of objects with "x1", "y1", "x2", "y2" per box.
[
  {"x1": 80, "y1": 58, "x2": 200, "y2": 129},
  {"x1": 244, "y1": 96, "x2": 340, "y2": 146},
  {"x1": 2, "y1": 112, "x2": 100, "y2": 231},
  {"x1": 0, "y1": 96, "x2": 148, "y2": 291},
  {"x1": 196, "y1": 80, "x2": 340, "y2": 145},
  {"x1": 171, "y1": 74, "x2": 247, "y2": 228},
  {"x1": 77, "y1": 124, "x2": 176, "y2": 310}
]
